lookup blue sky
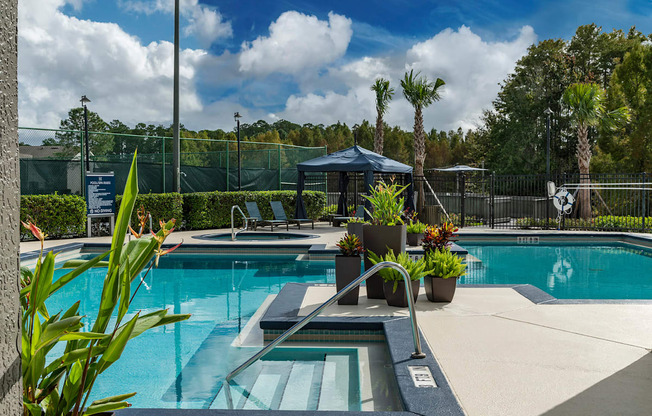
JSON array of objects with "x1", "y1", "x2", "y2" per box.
[{"x1": 18, "y1": 0, "x2": 652, "y2": 132}]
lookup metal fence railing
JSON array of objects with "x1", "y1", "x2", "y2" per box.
[
  {"x1": 19, "y1": 127, "x2": 327, "y2": 195},
  {"x1": 414, "y1": 172, "x2": 651, "y2": 233}
]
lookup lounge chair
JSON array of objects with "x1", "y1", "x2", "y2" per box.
[
  {"x1": 270, "y1": 200, "x2": 314, "y2": 229},
  {"x1": 245, "y1": 201, "x2": 288, "y2": 231},
  {"x1": 333, "y1": 205, "x2": 365, "y2": 227}
]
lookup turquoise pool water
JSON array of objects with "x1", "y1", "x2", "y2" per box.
[
  {"x1": 46, "y1": 254, "x2": 338, "y2": 409},
  {"x1": 461, "y1": 243, "x2": 652, "y2": 299}
]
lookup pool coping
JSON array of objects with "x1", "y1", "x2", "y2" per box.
[{"x1": 192, "y1": 231, "x2": 321, "y2": 241}]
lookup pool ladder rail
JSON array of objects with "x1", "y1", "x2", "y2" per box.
[
  {"x1": 231, "y1": 205, "x2": 248, "y2": 241},
  {"x1": 222, "y1": 261, "x2": 426, "y2": 409}
]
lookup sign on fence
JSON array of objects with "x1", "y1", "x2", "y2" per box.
[
  {"x1": 85, "y1": 172, "x2": 115, "y2": 237},
  {"x1": 86, "y1": 172, "x2": 115, "y2": 216}
]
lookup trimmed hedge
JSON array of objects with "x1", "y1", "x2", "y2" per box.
[
  {"x1": 184, "y1": 190, "x2": 326, "y2": 230},
  {"x1": 20, "y1": 194, "x2": 86, "y2": 240},
  {"x1": 116, "y1": 193, "x2": 184, "y2": 233},
  {"x1": 516, "y1": 215, "x2": 652, "y2": 232}
]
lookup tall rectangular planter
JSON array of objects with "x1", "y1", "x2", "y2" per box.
[
  {"x1": 336, "y1": 255, "x2": 362, "y2": 305},
  {"x1": 347, "y1": 222, "x2": 365, "y2": 246},
  {"x1": 363, "y1": 224, "x2": 406, "y2": 299}
]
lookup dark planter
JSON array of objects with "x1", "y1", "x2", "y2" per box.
[
  {"x1": 424, "y1": 275, "x2": 458, "y2": 302},
  {"x1": 347, "y1": 222, "x2": 365, "y2": 246},
  {"x1": 383, "y1": 279, "x2": 420, "y2": 307},
  {"x1": 407, "y1": 232, "x2": 421, "y2": 246},
  {"x1": 336, "y1": 255, "x2": 362, "y2": 305},
  {"x1": 363, "y1": 224, "x2": 407, "y2": 299}
]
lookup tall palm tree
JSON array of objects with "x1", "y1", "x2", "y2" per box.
[
  {"x1": 562, "y1": 82, "x2": 630, "y2": 219},
  {"x1": 401, "y1": 70, "x2": 445, "y2": 212},
  {"x1": 370, "y1": 78, "x2": 394, "y2": 154}
]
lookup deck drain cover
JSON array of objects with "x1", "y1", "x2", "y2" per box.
[{"x1": 408, "y1": 365, "x2": 437, "y2": 388}]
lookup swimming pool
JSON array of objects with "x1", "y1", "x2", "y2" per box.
[
  {"x1": 461, "y1": 242, "x2": 652, "y2": 299},
  {"x1": 45, "y1": 253, "x2": 399, "y2": 410}
]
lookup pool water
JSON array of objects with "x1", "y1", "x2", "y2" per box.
[
  {"x1": 462, "y1": 243, "x2": 652, "y2": 299},
  {"x1": 46, "y1": 254, "x2": 339, "y2": 409}
]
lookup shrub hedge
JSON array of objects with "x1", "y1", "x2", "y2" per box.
[
  {"x1": 184, "y1": 190, "x2": 326, "y2": 230},
  {"x1": 516, "y1": 215, "x2": 652, "y2": 232},
  {"x1": 20, "y1": 194, "x2": 86, "y2": 240},
  {"x1": 116, "y1": 193, "x2": 184, "y2": 233}
]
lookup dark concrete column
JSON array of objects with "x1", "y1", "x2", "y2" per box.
[{"x1": 0, "y1": 0, "x2": 21, "y2": 413}]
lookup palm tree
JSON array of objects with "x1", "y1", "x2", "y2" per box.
[
  {"x1": 401, "y1": 70, "x2": 445, "y2": 212},
  {"x1": 370, "y1": 78, "x2": 394, "y2": 154},
  {"x1": 562, "y1": 82, "x2": 630, "y2": 219}
]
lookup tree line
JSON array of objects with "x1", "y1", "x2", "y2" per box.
[{"x1": 46, "y1": 23, "x2": 651, "y2": 176}]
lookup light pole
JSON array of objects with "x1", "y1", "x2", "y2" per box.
[
  {"x1": 234, "y1": 112, "x2": 242, "y2": 191},
  {"x1": 172, "y1": 0, "x2": 181, "y2": 193},
  {"x1": 80, "y1": 95, "x2": 91, "y2": 172},
  {"x1": 544, "y1": 107, "x2": 553, "y2": 177}
]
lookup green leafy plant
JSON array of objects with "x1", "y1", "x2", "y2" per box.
[
  {"x1": 20, "y1": 194, "x2": 86, "y2": 240},
  {"x1": 368, "y1": 249, "x2": 432, "y2": 293},
  {"x1": 406, "y1": 221, "x2": 427, "y2": 234},
  {"x1": 346, "y1": 217, "x2": 367, "y2": 224},
  {"x1": 20, "y1": 152, "x2": 190, "y2": 416},
  {"x1": 336, "y1": 233, "x2": 365, "y2": 256},
  {"x1": 422, "y1": 222, "x2": 458, "y2": 253},
  {"x1": 362, "y1": 180, "x2": 408, "y2": 226},
  {"x1": 425, "y1": 248, "x2": 467, "y2": 279}
]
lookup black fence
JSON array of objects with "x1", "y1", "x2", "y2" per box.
[{"x1": 411, "y1": 172, "x2": 651, "y2": 233}]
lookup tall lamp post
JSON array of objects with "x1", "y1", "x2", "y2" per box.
[
  {"x1": 80, "y1": 95, "x2": 91, "y2": 173},
  {"x1": 234, "y1": 112, "x2": 242, "y2": 191},
  {"x1": 544, "y1": 107, "x2": 553, "y2": 177}
]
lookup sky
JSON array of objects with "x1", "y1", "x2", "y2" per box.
[{"x1": 18, "y1": 0, "x2": 652, "y2": 133}]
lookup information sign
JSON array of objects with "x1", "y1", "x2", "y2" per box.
[{"x1": 86, "y1": 172, "x2": 115, "y2": 216}]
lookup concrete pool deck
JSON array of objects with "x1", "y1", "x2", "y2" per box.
[
  {"x1": 20, "y1": 225, "x2": 652, "y2": 415},
  {"x1": 299, "y1": 286, "x2": 652, "y2": 416}
]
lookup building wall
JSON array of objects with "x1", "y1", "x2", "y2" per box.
[{"x1": 0, "y1": 0, "x2": 21, "y2": 414}]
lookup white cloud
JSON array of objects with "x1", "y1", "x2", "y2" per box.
[
  {"x1": 278, "y1": 25, "x2": 536, "y2": 132},
  {"x1": 18, "y1": 0, "x2": 206, "y2": 128},
  {"x1": 239, "y1": 11, "x2": 353, "y2": 75},
  {"x1": 119, "y1": 0, "x2": 232, "y2": 47}
]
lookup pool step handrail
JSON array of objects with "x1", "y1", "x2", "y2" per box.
[
  {"x1": 231, "y1": 205, "x2": 248, "y2": 240},
  {"x1": 222, "y1": 261, "x2": 425, "y2": 409},
  {"x1": 422, "y1": 176, "x2": 452, "y2": 223}
]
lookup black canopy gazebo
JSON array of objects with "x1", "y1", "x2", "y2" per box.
[{"x1": 294, "y1": 145, "x2": 414, "y2": 219}]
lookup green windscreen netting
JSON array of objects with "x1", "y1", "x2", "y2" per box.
[{"x1": 19, "y1": 128, "x2": 327, "y2": 195}]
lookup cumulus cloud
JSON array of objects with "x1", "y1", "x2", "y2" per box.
[
  {"x1": 120, "y1": 0, "x2": 232, "y2": 47},
  {"x1": 278, "y1": 25, "x2": 536, "y2": 131},
  {"x1": 19, "y1": 0, "x2": 206, "y2": 128},
  {"x1": 239, "y1": 11, "x2": 353, "y2": 76}
]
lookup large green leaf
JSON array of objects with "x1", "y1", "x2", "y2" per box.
[
  {"x1": 117, "y1": 257, "x2": 131, "y2": 324},
  {"x1": 109, "y1": 151, "x2": 139, "y2": 276},
  {"x1": 30, "y1": 251, "x2": 56, "y2": 316},
  {"x1": 83, "y1": 400, "x2": 132, "y2": 416},
  {"x1": 88, "y1": 392, "x2": 136, "y2": 406},
  {"x1": 36, "y1": 316, "x2": 84, "y2": 352},
  {"x1": 91, "y1": 267, "x2": 120, "y2": 334},
  {"x1": 118, "y1": 237, "x2": 158, "y2": 282},
  {"x1": 44, "y1": 346, "x2": 107, "y2": 375},
  {"x1": 98, "y1": 313, "x2": 139, "y2": 373}
]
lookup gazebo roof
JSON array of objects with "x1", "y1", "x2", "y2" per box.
[{"x1": 297, "y1": 145, "x2": 413, "y2": 174}]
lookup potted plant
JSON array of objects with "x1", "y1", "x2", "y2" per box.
[
  {"x1": 422, "y1": 222, "x2": 466, "y2": 302},
  {"x1": 423, "y1": 248, "x2": 467, "y2": 302},
  {"x1": 368, "y1": 249, "x2": 431, "y2": 307},
  {"x1": 346, "y1": 216, "x2": 367, "y2": 245},
  {"x1": 335, "y1": 233, "x2": 364, "y2": 305},
  {"x1": 406, "y1": 221, "x2": 427, "y2": 246},
  {"x1": 362, "y1": 180, "x2": 409, "y2": 299}
]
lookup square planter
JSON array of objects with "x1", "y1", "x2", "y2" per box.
[
  {"x1": 424, "y1": 275, "x2": 458, "y2": 302},
  {"x1": 346, "y1": 222, "x2": 365, "y2": 246},
  {"x1": 335, "y1": 255, "x2": 362, "y2": 305},
  {"x1": 363, "y1": 224, "x2": 406, "y2": 299},
  {"x1": 407, "y1": 232, "x2": 421, "y2": 246},
  {"x1": 383, "y1": 279, "x2": 420, "y2": 308}
]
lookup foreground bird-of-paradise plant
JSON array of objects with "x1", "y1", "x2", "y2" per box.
[{"x1": 20, "y1": 151, "x2": 190, "y2": 416}]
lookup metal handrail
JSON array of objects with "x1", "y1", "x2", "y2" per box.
[
  {"x1": 231, "y1": 205, "x2": 248, "y2": 240},
  {"x1": 421, "y1": 176, "x2": 452, "y2": 222},
  {"x1": 222, "y1": 261, "x2": 425, "y2": 409}
]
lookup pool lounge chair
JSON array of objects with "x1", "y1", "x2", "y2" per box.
[
  {"x1": 332, "y1": 205, "x2": 365, "y2": 227},
  {"x1": 245, "y1": 201, "x2": 289, "y2": 231},
  {"x1": 270, "y1": 200, "x2": 314, "y2": 229}
]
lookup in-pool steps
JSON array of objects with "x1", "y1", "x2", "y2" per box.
[{"x1": 211, "y1": 351, "x2": 358, "y2": 411}]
